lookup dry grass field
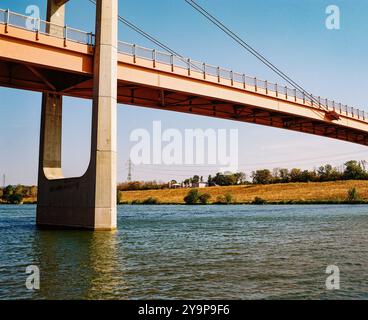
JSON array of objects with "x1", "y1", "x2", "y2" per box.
[{"x1": 120, "y1": 180, "x2": 368, "y2": 204}]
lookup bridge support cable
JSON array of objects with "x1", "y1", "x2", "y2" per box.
[
  {"x1": 184, "y1": 0, "x2": 330, "y2": 113},
  {"x1": 88, "y1": 0, "x2": 203, "y2": 72}
]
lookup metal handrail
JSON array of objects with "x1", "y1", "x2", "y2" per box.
[
  {"x1": 0, "y1": 8, "x2": 94, "y2": 45},
  {"x1": 117, "y1": 41, "x2": 366, "y2": 121},
  {"x1": 0, "y1": 8, "x2": 365, "y2": 121}
]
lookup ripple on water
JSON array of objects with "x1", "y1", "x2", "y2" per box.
[{"x1": 0, "y1": 204, "x2": 367, "y2": 299}]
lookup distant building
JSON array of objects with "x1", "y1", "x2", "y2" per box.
[
  {"x1": 169, "y1": 181, "x2": 208, "y2": 189},
  {"x1": 170, "y1": 183, "x2": 182, "y2": 189},
  {"x1": 191, "y1": 182, "x2": 208, "y2": 188}
]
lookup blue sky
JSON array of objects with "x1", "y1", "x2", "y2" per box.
[{"x1": 1, "y1": 0, "x2": 368, "y2": 185}]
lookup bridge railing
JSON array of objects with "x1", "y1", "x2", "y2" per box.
[
  {"x1": 0, "y1": 8, "x2": 365, "y2": 122},
  {"x1": 118, "y1": 41, "x2": 367, "y2": 121},
  {"x1": 0, "y1": 9, "x2": 94, "y2": 45}
]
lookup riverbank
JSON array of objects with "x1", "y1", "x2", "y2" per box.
[
  {"x1": 2, "y1": 180, "x2": 368, "y2": 205},
  {"x1": 119, "y1": 180, "x2": 368, "y2": 205}
]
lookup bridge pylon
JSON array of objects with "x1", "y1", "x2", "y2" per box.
[{"x1": 36, "y1": 0, "x2": 118, "y2": 230}]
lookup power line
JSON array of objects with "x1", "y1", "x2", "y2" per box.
[{"x1": 184, "y1": 0, "x2": 329, "y2": 111}]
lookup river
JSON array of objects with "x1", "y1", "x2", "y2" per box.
[{"x1": 0, "y1": 204, "x2": 367, "y2": 299}]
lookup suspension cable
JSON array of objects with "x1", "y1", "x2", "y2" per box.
[
  {"x1": 184, "y1": 0, "x2": 328, "y2": 111},
  {"x1": 88, "y1": 0, "x2": 202, "y2": 71}
]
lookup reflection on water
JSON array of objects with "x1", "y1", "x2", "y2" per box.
[
  {"x1": 32, "y1": 230, "x2": 126, "y2": 299},
  {"x1": 0, "y1": 204, "x2": 368, "y2": 299}
]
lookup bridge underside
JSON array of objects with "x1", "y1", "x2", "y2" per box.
[{"x1": 1, "y1": 58, "x2": 368, "y2": 146}]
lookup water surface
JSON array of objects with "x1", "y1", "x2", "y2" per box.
[{"x1": 0, "y1": 204, "x2": 367, "y2": 299}]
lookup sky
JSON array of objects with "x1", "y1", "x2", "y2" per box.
[{"x1": 1, "y1": 0, "x2": 368, "y2": 185}]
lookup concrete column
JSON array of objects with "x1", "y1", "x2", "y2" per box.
[
  {"x1": 39, "y1": 93, "x2": 63, "y2": 179},
  {"x1": 37, "y1": 0, "x2": 118, "y2": 231},
  {"x1": 39, "y1": 0, "x2": 66, "y2": 184},
  {"x1": 37, "y1": 0, "x2": 65, "y2": 228},
  {"x1": 39, "y1": 0, "x2": 65, "y2": 181},
  {"x1": 91, "y1": 0, "x2": 118, "y2": 229},
  {"x1": 46, "y1": 1, "x2": 65, "y2": 25},
  {"x1": 46, "y1": 0, "x2": 66, "y2": 38}
]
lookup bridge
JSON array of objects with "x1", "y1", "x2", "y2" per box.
[{"x1": 0, "y1": 1, "x2": 367, "y2": 230}]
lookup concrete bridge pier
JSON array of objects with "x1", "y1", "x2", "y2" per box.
[{"x1": 36, "y1": 0, "x2": 118, "y2": 230}]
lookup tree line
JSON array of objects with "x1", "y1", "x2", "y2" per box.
[
  {"x1": 117, "y1": 181, "x2": 168, "y2": 191},
  {"x1": 251, "y1": 160, "x2": 368, "y2": 184},
  {"x1": 115, "y1": 160, "x2": 368, "y2": 191},
  {"x1": 0, "y1": 185, "x2": 37, "y2": 204},
  {"x1": 179, "y1": 160, "x2": 368, "y2": 186},
  {"x1": 3, "y1": 160, "x2": 368, "y2": 199}
]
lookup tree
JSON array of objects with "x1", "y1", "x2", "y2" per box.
[
  {"x1": 224, "y1": 193, "x2": 233, "y2": 204},
  {"x1": 3, "y1": 185, "x2": 14, "y2": 197},
  {"x1": 213, "y1": 173, "x2": 226, "y2": 186},
  {"x1": 215, "y1": 193, "x2": 233, "y2": 204},
  {"x1": 278, "y1": 168, "x2": 290, "y2": 183},
  {"x1": 199, "y1": 193, "x2": 211, "y2": 204},
  {"x1": 183, "y1": 179, "x2": 191, "y2": 187},
  {"x1": 289, "y1": 168, "x2": 302, "y2": 182},
  {"x1": 252, "y1": 169, "x2": 273, "y2": 184},
  {"x1": 300, "y1": 170, "x2": 317, "y2": 182},
  {"x1": 343, "y1": 161, "x2": 367, "y2": 180},
  {"x1": 207, "y1": 175, "x2": 213, "y2": 185},
  {"x1": 2, "y1": 185, "x2": 14, "y2": 202},
  {"x1": 234, "y1": 172, "x2": 246, "y2": 184},
  {"x1": 15, "y1": 185, "x2": 24, "y2": 196},
  {"x1": 272, "y1": 168, "x2": 281, "y2": 183},
  {"x1": 212, "y1": 173, "x2": 238, "y2": 186},
  {"x1": 317, "y1": 164, "x2": 340, "y2": 182},
  {"x1": 184, "y1": 189, "x2": 201, "y2": 205},
  {"x1": 346, "y1": 187, "x2": 360, "y2": 203},
  {"x1": 7, "y1": 193, "x2": 23, "y2": 204},
  {"x1": 192, "y1": 175, "x2": 200, "y2": 184}
]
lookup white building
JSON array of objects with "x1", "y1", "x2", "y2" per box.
[{"x1": 191, "y1": 182, "x2": 208, "y2": 188}]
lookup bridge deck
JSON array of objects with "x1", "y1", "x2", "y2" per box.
[{"x1": 1, "y1": 9, "x2": 368, "y2": 146}]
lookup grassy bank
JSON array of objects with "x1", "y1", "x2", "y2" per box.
[
  {"x1": 119, "y1": 180, "x2": 368, "y2": 205},
  {"x1": 2, "y1": 180, "x2": 368, "y2": 205}
]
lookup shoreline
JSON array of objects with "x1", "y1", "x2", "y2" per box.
[
  {"x1": 2, "y1": 180, "x2": 368, "y2": 206},
  {"x1": 1, "y1": 200, "x2": 368, "y2": 206},
  {"x1": 119, "y1": 180, "x2": 368, "y2": 205},
  {"x1": 118, "y1": 200, "x2": 368, "y2": 206}
]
